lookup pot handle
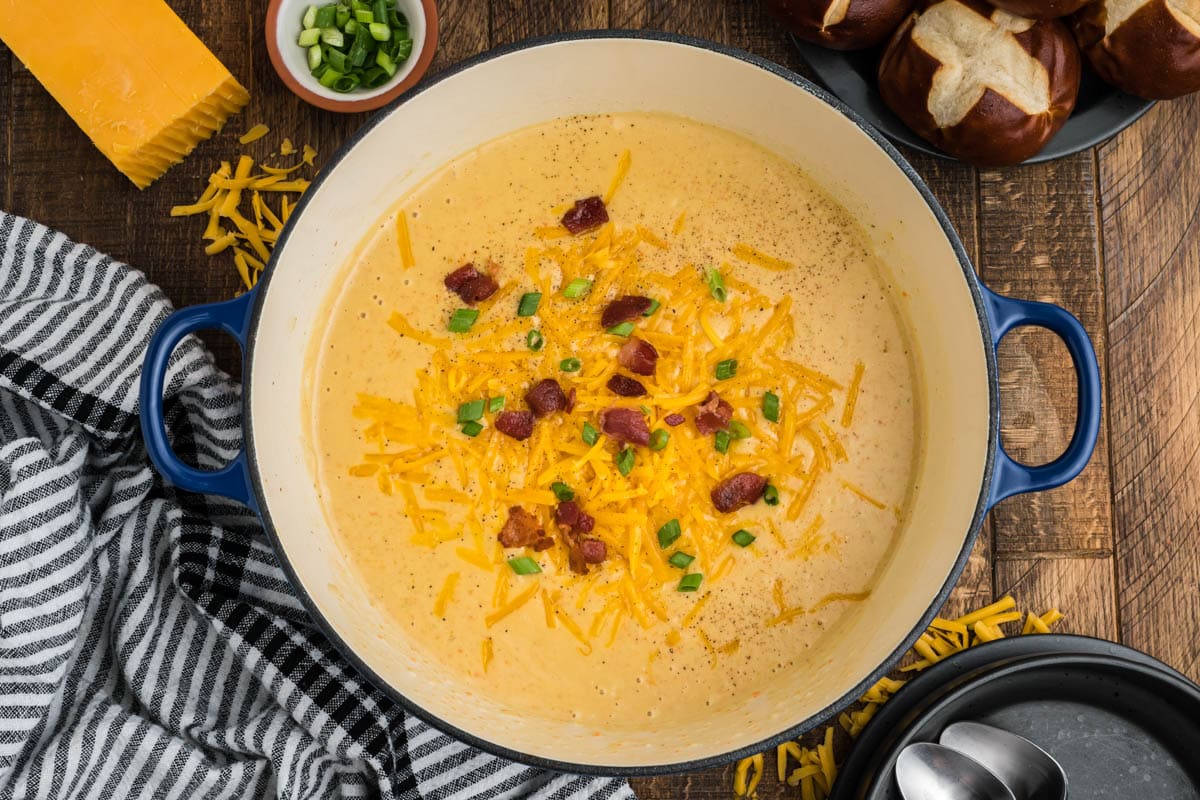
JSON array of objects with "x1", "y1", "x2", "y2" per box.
[
  {"x1": 982, "y1": 285, "x2": 1101, "y2": 509},
  {"x1": 139, "y1": 291, "x2": 257, "y2": 510}
]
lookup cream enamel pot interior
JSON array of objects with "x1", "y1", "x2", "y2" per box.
[{"x1": 139, "y1": 32, "x2": 1101, "y2": 774}]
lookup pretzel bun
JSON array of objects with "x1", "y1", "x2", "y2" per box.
[
  {"x1": 987, "y1": 0, "x2": 1093, "y2": 19},
  {"x1": 1073, "y1": 0, "x2": 1200, "y2": 99},
  {"x1": 878, "y1": 0, "x2": 1082, "y2": 166},
  {"x1": 764, "y1": 0, "x2": 916, "y2": 49}
]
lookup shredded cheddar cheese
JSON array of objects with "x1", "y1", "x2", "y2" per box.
[
  {"x1": 735, "y1": 595, "x2": 1066, "y2": 798},
  {"x1": 171, "y1": 137, "x2": 316, "y2": 291},
  {"x1": 347, "y1": 151, "x2": 878, "y2": 673}
]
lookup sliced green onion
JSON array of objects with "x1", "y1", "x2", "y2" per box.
[
  {"x1": 368, "y1": 21, "x2": 391, "y2": 40},
  {"x1": 715, "y1": 359, "x2": 738, "y2": 381},
  {"x1": 313, "y1": 4, "x2": 336, "y2": 28},
  {"x1": 318, "y1": 67, "x2": 343, "y2": 88},
  {"x1": 393, "y1": 38, "x2": 413, "y2": 60},
  {"x1": 526, "y1": 329, "x2": 544, "y2": 351},
  {"x1": 376, "y1": 49, "x2": 397, "y2": 76},
  {"x1": 298, "y1": 27, "x2": 321, "y2": 46},
  {"x1": 307, "y1": 44, "x2": 323, "y2": 70},
  {"x1": 644, "y1": 298, "x2": 661, "y2": 316},
  {"x1": 460, "y1": 421, "x2": 483, "y2": 437},
  {"x1": 457, "y1": 399, "x2": 485, "y2": 423},
  {"x1": 354, "y1": 7, "x2": 374, "y2": 22},
  {"x1": 319, "y1": 26, "x2": 344, "y2": 47},
  {"x1": 373, "y1": 0, "x2": 389, "y2": 23},
  {"x1": 551, "y1": 481, "x2": 575, "y2": 502},
  {"x1": 615, "y1": 447, "x2": 635, "y2": 476},
  {"x1": 607, "y1": 322, "x2": 635, "y2": 337},
  {"x1": 447, "y1": 308, "x2": 479, "y2": 333},
  {"x1": 649, "y1": 429, "x2": 669, "y2": 451},
  {"x1": 346, "y1": 29, "x2": 368, "y2": 64},
  {"x1": 763, "y1": 483, "x2": 780, "y2": 506},
  {"x1": 729, "y1": 420, "x2": 752, "y2": 440},
  {"x1": 657, "y1": 519, "x2": 682, "y2": 549},
  {"x1": 303, "y1": 5, "x2": 319, "y2": 28},
  {"x1": 351, "y1": 0, "x2": 370, "y2": 11},
  {"x1": 714, "y1": 430, "x2": 731, "y2": 454},
  {"x1": 311, "y1": 61, "x2": 329, "y2": 78},
  {"x1": 668, "y1": 551, "x2": 695, "y2": 569},
  {"x1": 639, "y1": 404, "x2": 652, "y2": 415},
  {"x1": 517, "y1": 292, "x2": 542, "y2": 317},
  {"x1": 487, "y1": 396, "x2": 505, "y2": 413},
  {"x1": 560, "y1": 358, "x2": 582, "y2": 373},
  {"x1": 582, "y1": 421, "x2": 600, "y2": 446},
  {"x1": 325, "y1": 46, "x2": 348, "y2": 73},
  {"x1": 507, "y1": 556, "x2": 542, "y2": 575},
  {"x1": 678, "y1": 573, "x2": 704, "y2": 592},
  {"x1": 732, "y1": 529, "x2": 756, "y2": 547},
  {"x1": 362, "y1": 65, "x2": 389, "y2": 87},
  {"x1": 562, "y1": 278, "x2": 593, "y2": 299},
  {"x1": 763, "y1": 391, "x2": 781, "y2": 423},
  {"x1": 335, "y1": 4, "x2": 351, "y2": 27},
  {"x1": 705, "y1": 268, "x2": 727, "y2": 302}
]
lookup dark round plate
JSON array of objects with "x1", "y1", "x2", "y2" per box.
[
  {"x1": 794, "y1": 37, "x2": 1155, "y2": 164},
  {"x1": 831, "y1": 635, "x2": 1200, "y2": 799}
]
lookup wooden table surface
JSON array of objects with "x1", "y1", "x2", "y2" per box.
[{"x1": 4, "y1": 1, "x2": 1199, "y2": 796}]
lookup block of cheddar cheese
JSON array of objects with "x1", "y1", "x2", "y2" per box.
[{"x1": 0, "y1": 0, "x2": 249, "y2": 189}]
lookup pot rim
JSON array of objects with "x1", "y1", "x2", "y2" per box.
[{"x1": 243, "y1": 29, "x2": 1000, "y2": 776}]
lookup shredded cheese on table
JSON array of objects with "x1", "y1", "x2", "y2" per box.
[
  {"x1": 170, "y1": 137, "x2": 318, "y2": 291},
  {"x1": 733, "y1": 595, "x2": 1065, "y2": 798}
]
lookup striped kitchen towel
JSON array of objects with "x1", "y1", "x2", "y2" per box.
[{"x1": 0, "y1": 211, "x2": 635, "y2": 800}]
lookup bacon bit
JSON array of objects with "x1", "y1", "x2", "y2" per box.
[
  {"x1": 532, "y1": 536, "x2": 555, "y2": 551},
  {"x1": 555, "y1": 500, "x2": 604, "y2": 574},
  {"x1": 578, "y1": 538, "x2": 607, "y2": 564},
  {"x1": 565, "y1": 387, "x2": 577, "y2": 413},
  {"x1": 711, "y1": 473, "x2": 768, "y2": 513},
  {"x1": 554, "y1": 500, "x2": 596, "y2": 534},
  {"x1": 617, "y1": 337, "x2": 658, "y2": 376},
  {"x1": 561, "y1": 196, "x2": 609, "y2": 235},
  {"x1": 494, "y1": 410, "x2": 535, "y2": 440},
  {"x1": 498, "y1": 506, "x2": 544, "y2": 548},
  {"x1": 599, "y1": 407, "x2": 651, "y2": 447},
  {"x1": 694, "y1": 391, "x2": 733, "y2": 435},
  {"x1": 606, "y1": 374, "x2": 647, "y2": 397},
  {"x1": 443, "y1": 263, "x2": 498, "y2": 305},
  {"x1": 525, "y1": 378, "x2": 569, "y2": 418},
  {"x1": 664, "y1": 413, "x2": 686, "y2": 426},
  {"x1": 600, "y1": 295, "x2": 653, "y2": 328}
]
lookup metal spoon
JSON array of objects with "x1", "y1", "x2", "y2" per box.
[
  {"x1": 939, "y1": 722, "x2": 1068, "y2": 800},
  {"x1": 896, "y1": 742, "x2": 1017, "y2": 800}
]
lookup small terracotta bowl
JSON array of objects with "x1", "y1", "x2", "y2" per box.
[{"x1": 266, "y1": 0, "x2": 438, "y2": 113}]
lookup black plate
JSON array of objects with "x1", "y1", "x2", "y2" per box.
[
  {"x1": 832, "y1": 635, "x2": 1200, "y2": 799},
  {"x1": 794, "y1": 38, "x2": 1156, "y2": 164}
]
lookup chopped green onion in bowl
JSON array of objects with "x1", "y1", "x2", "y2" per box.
[{"x1": 297, "y1": 1, "x2": 413, "y2": 93}]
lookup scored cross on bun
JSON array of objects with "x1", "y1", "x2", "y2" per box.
[
  {"x1": 878, "y1": 0, "x2": 1081, "y2": 166},
  {"x1": 1073, "y1": 0, "x2": 1200, "y2": 99},
  {"x1": 764, "y1": 0, "x2": 916, "y2": 49},
  {"x1": 988, "y1": 0, "x2": 1094, "y2": 19}
]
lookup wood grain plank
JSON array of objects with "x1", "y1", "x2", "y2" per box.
[
  {"x1": 978, "y1": 155, "x2": 1114, "y2": 556},
  {"x1": 490, "y1": 0, "x2": 606, "y2": 46},
  {"x1": 2, "y1": 41, "x2": 10, "y2": 209},
  {"x1": 995, "y1": 555, "x2": 1118, "y2": 640},
  {"x1": 724, "y1": 0, "x2": 813, "y2": 80},
  {"x1": 610, "y1": 0, "x2": 725, "y2": 38},
  {"x1": 1100, "y1": 96, "x2": 1200, "y2": 682}
]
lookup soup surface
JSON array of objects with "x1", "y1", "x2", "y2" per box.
[{"x1": 307, "y1": 112, "x2": 921, "y2": 729}]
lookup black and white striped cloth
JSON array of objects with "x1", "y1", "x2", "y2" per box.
[{"x1": 0, "y1": 211, "x2": 635, "y2": 800}]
